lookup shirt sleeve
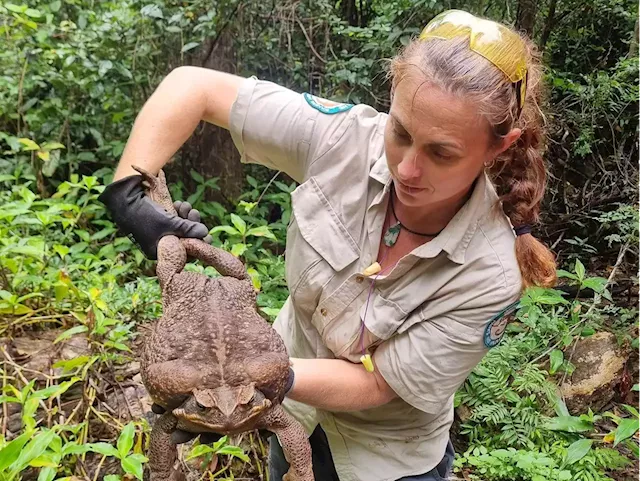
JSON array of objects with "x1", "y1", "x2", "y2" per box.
[
  {"x1": 228, "y1": 76, "x2": 358, "y2": 183},
  {"x1": 374, "y1": 286, "x2": 520, "y2": 414}
]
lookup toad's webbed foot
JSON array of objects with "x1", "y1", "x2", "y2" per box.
[{"x1": 261, "y1": 405, "x2": 314, "y2": 481}]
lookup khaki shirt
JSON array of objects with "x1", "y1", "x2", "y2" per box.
[{"x1": 229, "y1": 77, "x2": 522, "y2": 481}]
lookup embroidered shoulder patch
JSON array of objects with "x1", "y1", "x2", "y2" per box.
[
  {"x1": 303, "y1": 93, "x2": 354, "y2": 114},
  {"x1": 483, "y1": 301, "x2": 520, "y2": 348}
]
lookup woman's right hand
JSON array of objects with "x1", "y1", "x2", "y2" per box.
[{"x1": 98, "y1": 174, "x2": 210, "y2": 259}]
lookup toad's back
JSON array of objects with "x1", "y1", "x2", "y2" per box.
[{"x1": 143, "y1": 270, "x2": 287, "y2": 382}]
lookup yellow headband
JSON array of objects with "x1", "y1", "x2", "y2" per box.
[{"x1": 419, "y1": 10, "x2": 528, "y2": 112}]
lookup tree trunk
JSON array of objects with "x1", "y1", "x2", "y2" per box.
[
  {"x1": 539, "y1": 0, "x2": 557, "y2": 52},
  {"x1": 516, "y1": 0, "x2": 538, "y2": 37},
  {"x1": 170, "y1": 28, "x2": 245, "y2": 204},
  {"x1": 630, "y1": 17, "x2": 639, "y2": 58}
]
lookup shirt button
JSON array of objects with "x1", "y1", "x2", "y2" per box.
[
  {"x1": 320, "y1": 308, "x2": 328, "y2": 316},
  {"x1": 355, "y1": 276, "x2": 364, "y2": 283}
]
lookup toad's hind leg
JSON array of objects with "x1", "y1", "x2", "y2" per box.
[
  {"x1": 260, "y1": 405, "x2": 314, "y2": 481},
  {"x1": 156, "y1": 236, "x2": 187, "y2": 289},
  {"x1": 181, "y1": 238, "x2": 248, "y2": 280},
  {"x1": 132, "y1": 165, "x2": 176, "y2": 214},
  {"x1": 149, "y1": 413, "x2": 186, "y2": 481}
]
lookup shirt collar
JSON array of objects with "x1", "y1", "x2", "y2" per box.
[{"x1": 369, "y1": 154, "x2": 499, "y2": 265}]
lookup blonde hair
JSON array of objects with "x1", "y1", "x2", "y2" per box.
[{"x1": 389, "y1": 29, "x2": 557, "y2": 289}]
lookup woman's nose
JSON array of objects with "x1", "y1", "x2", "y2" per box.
[{"x1": 396, "y1": 152, "x2": 422, "y2": 183}]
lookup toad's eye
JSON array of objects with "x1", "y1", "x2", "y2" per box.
[{"x1": 195, "y1": 401, "x2": 206, "y2": 410}]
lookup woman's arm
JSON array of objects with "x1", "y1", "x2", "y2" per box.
[
  {"x1": 287, "y1": 358, "x2": 398, "y2": 412},
  {"x1": 114, "y1": 67, "x2": 244, "y2": 181}
]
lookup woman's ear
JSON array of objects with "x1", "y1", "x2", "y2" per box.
[{"x1": 494, "y1": 128, "x2": 522, "y2": 157}]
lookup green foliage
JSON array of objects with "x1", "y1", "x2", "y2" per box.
[
  {"x1": 454, "y1": 263, "x2": 638, "y2": 480},
  {"x1": 0, "y1": 0, "x2": 637, "y2": 479}
]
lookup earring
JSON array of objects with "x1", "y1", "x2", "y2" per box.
[{"x1": 484, "y1": 159, "x2": 496, "y2": 169}]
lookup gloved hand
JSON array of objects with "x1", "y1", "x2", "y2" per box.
[{"x1": 98, "y1": 174, "x2": 211, "y2": 259}]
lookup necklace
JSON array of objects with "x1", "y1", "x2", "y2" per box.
[{"x1": 383, "y1": 183, "x2": 444, "y2": 247}]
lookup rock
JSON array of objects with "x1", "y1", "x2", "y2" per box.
[
  {"x1": 10, "y1": 330, "x2": 90, "y2": 379},
  {"x1": 561, "y1": 331, "x2": 629, "y2": 414}
]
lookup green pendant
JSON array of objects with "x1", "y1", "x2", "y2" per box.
[{"x1": 384, "y1": 222, "x2": 401, "y2": 247}]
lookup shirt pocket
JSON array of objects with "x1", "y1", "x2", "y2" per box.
[
  {"x1": 329, "y1": 292, "x2": 410, "y2": 362},
  {"x1": 286, "y1": 177, "x2": 360, "y2": 316}
]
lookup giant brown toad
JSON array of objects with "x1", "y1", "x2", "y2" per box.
[{"x1": 134, "y1": 166, "x2": 313, "y2": 481}]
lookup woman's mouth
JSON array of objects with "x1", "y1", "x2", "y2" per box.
[{"x1": 395, "y1": 181, "x2": 424, "y2": 195}]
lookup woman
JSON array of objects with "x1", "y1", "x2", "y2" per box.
[{"x1": 100, "y1": 9, "x2": 556, "y2": 481}]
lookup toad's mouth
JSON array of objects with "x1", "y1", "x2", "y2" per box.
[{"x1": 173, "y1": 398, "x2": 272, "y2": 433}]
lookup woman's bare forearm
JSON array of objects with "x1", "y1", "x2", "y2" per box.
[
  {"x1": 287, "y1": 358, "x2": 397, "y2": 412},
  {"x1": 113, "y1": 66, "x2": 244, "y2": 181}
]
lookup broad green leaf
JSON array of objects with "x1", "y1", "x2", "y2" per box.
[
  {"x1": 247, "y1": 225, "x2": 277, "y2": 240},
  {"x1": 37, "y1": 466, "x2": 57, "y2": 481},
  {"x1": 613, "y1": 418, "x2": 639, "y2": 446},
  {"x1": 117, "y1": 423, "x2": 135, "y2": 457},
  {"x1": 104, "y1": 476, "x2": 121, "y2": 481},
  {"x1": 549, "y1": 349, "x2": 564, "y2": 375},
  {"x1": 24, "y1": 8, "x2": 42, "y2": 18},
  {"x1": 121, "y1": 455, "x2": 144, "y2": 480},
  {"x1": 623, "y1": 404, "x2": 640, "y2": 418},
  {"x1": 54, "y1": 325, "x2": 88, "y2": 343},
  {"x1": 141, "y1": 4, "x2": 163, "y2": 18},
  {"x1": 580, "y1": 327, "x2": 596, "y2": 337},
  {"x1": 581, "y1": 277, "x2": 607, "y2": 292},
  {"x1": 181, "y1": 42, "x2": 200, "y2": 52},
  {"x1": 190, "y1": 169, "x2": 204, "y2": 183},
  {"x1": 6, "y1": 4, "x2": 27, "y2": 13},
  {"x1": 87, "y1": 442, "x2": 120, "y2": 458},
  {"x1": 49, "y1": 1, "x2": 61, "y2": 12},
  {"x1": 22, "y1": 397, "x2": 39, "y2": 425},
  {"x1": 556, "y1": 269, "x2": 578, "y2": 280},
  {"x1": 42, "y1": 142, "x2": 65, "y2": 150},
  {"x1": 565, "y1": 439, "x2": 592, "y2": 464},
  {"x1": 18, "y1": 138, "x2": 40, "y2": 150},
  {"x1": 11, "y1": 245, "x2": 44, "y2": 259},
  {"x1": 186, "y1": 444, "x2": 217, "y2": 460},
  {"x1": 543, "y1": 415, "x2": 593, "y2": 433},
  {"x1": 31, "y1": 378, "x2": 79, "y2": 400},
  {"x1": 30, "y1": 451, "x2": 60, "y2": 468},
  {"x1": 98, "y1": 60, "x2": 113, "y2": 77},
  {"x1": 230, "y1": 214, "x2": 246, "y2": 235},
  {"x1": 0, "y1": 432, "x2": 31, "y2": 470},
  {"x1": 231, "y1": 243, "x2": 248, "y2": 257},
  {"x1": 61, "y1": 443, "x2": 94, "y2": 456},
  {"x1": 247, "y1": 267, "x2": 261, "y2": 290},
  {"x1": 209, "y1": 225, "x2": 240, "y2": 236},
  {"x1": 216, "y1": 445, "x2": 250, "y2": 462},
  {"x1": 9, "y1": 430, "x2": 57, "y2": 474},
  {"x1": 574, "y1": 259, "x2": 585, "y2": 280},
  {"x1": 624, "y1": 438, "x2": 640, "y2": 457},
  {"x1": 37, "y1": 150, "x2": 50, "y2": 161}
]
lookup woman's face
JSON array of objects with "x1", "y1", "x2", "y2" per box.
[{"x1": 384, "y1": 72, "x2": 515, "y2": 208}]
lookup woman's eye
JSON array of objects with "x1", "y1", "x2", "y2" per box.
[
  {"x1": 393, "y1": 129, "x2": 411, "y2": 143},
  {"x1": 433, "y1": 150, "x2": 453, "y2": 161}
]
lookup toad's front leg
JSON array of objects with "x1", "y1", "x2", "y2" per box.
[
  {"x1": 149, "y1": 412, "x2": 186, "y2": 481},
  {"x1": 260, "y1": 405, "x2": 314, "y2": 481}
]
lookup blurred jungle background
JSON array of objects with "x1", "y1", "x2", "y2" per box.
[{"x1": 0, "y1": 0, "x2": 638, "y2": 480}]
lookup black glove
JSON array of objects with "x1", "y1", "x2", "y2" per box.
[
  {"x1": 151, "y1": 403, "x2": 223, "y2": 445},
  {"x1": 98, "y1": 175, "x2": 210, "y2": 259}
]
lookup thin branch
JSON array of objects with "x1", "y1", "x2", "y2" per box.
[{"x1": 294, "y1": 15, "x2": 327, "y2": 64}]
